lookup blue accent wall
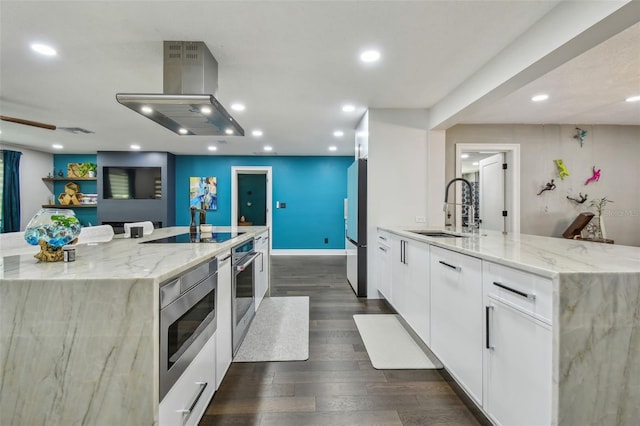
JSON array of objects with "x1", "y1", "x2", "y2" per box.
[{"x1": 175, "y1": 156, "x2": 352, "y2": 250}]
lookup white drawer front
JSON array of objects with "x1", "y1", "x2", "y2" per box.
[
  {"x1": 160, "y1": 333, "x2": 216, "y2": 426},
  {"x1": 483, "y1": 262, "x2": 552, "y2": 324}
]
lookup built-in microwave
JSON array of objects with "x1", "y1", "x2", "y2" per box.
[{"x1": 159, "y1": 259, "x2": 217, "y2": 400}]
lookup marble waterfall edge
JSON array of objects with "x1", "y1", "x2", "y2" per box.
[
  {"x1": 0, "y1": 278, "x2": 157, "y2": 425},
  {"x1": 556, "y1": 272, "x2": 640, "y2": 425}
]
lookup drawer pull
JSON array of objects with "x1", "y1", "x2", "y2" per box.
[
  {"x1": 378, "y1": 246, "x2": 387, "y2": 252},
  {"x1": 177, "y1": 381, "x2": 208, "y2": 421},
  {"x1": 379, "y1": 236, "x2": 387, "y2": 241},
  {"x1": 438, "y1": 260, "x2": 461, "y2": 272},
  {"x1": 493, "y1": 281, "x2": 536, "y2": 300}
]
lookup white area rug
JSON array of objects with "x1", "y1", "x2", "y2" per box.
[
  {"x1": 233, "y1": 296, "x2": 309, "y2": 362},
  {"x1": 353, "y1": 314, "x2": 439, "y2": 369}
]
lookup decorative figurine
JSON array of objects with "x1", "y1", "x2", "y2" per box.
[
  {"x1": 567, "y1": 193, "x2": 588, "y2": 204},
  {"x1": 537, "y1": 179, "x2": 556, "y2": 195},
  {"x1": 585, "y1": 166, "x2": 601, "y2": 185},
  {"x1": 574, "y1": 127, "x2": 588, "y2": 147},
  {"x1": 57, "y1": 169, "x2": 64, "y2": 177},
  {"x1": 554, "y1": 159, "x2": 570, "y2": 180}
]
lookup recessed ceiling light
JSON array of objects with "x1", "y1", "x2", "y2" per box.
[
  {"x1": 130, "y1": 144, "x2": 141, "y2": 150},
  {"x1": 225, "y1": 128, "x2": 234, "y2": 135},
  {"x1": 625, "y1": 95, "x2": 640, "y2": 103},
  {"x1": 252, "y1": 129, "x2": 263, "y2": 137},
  {"x1": 333, "y1": 130, "x2": 344, "y2": 137},
  {"x1": 178, "y1": 128, "x2": 188, "y2": 135},
  {"x1": 231, "y1": 103, "x2": 245, "y2": 111},
  {"x1": 30, "y1": 43, "x2": 57, "y2": 56},
  {"x1": 472, "y1": 162, "x2": 479, "y2": 166},
  {"x1": 360, "y1": 49, "x2": 381, "y2": 63},
  {"x1": 200, "y1": 106, "x2": 212, "y2": 115},
  {"x1": 329, "y1": 146, "x2": 337, "y2": 151},
  {"x1": 141, "y1": 106, "x2": 153, "y2": 114},
  {"x1": 461, "y1": 153, "x2": 469, "y2": 159},
  {"x1": 264, "y1": 146, "x2": 273, "y2": 152},
  {"x1": 52, "y1": 144, "x2": 63, "y2": 150},
  {"x1": 531, "y1": 94, "x2": 549, "y2": 102},
  {"x1": 208, "y1": 146, "x2": 217, "y2": 151},
  {"x1": 342, "y1": 104, "x2": 355, "y2": 112}
]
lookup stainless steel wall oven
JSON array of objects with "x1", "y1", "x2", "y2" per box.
[
  {"x1": 160, "y1": 258, "x2": 217, "y2": 400},
  {"x1": 232, "y1": 239, "x2": 259, "y2": 355}
]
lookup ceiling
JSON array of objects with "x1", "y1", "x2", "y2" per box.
[{"x1": 0, "y1": 1, "x2": 638, "y2": 157}]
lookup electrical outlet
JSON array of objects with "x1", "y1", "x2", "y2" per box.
[
  {"x1": 324, "y1": 237, "x2": 329, "y2": 244},
  {"x1": 415, "y1": 216, "x2": 426, "y2": 223}
]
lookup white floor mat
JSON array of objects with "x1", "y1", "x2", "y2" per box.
[
  {"x1": 353, "y1": 314, "x2": 440, "y2": 369},
  {"x1": 233, "y1": 296, "x2": 309, "y2": 362}
]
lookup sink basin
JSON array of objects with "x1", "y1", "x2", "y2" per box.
[{"x1": 410, "y1": 230, "x2": 466, "y2": 238}]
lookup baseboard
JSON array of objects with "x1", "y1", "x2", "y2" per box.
[{"x1": 271, "y1": 249, "x2": 347, "y2": 256}]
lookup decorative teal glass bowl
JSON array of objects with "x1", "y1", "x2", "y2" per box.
[{"x1": 24, "y1": 209, "x2": 81, "y2": 248}]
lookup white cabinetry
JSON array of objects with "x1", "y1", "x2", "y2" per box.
[
  {"x1": 389, "y1": 234, "x2": 430, "y2": 345},
  {"x1": 430, "y1": 245, "x2": 483, "y2": 404},
  {"x1": 375, "y1": 231, "x2": 392, "y2": 301},
  {"x1": 159, "y1": 332, "x2": 216, "y2": 426},
  {"x1": 483, "y1": 262, "x2": 552, "y2": 426},
  {"x1": 255, "y1": 231, "x2": 270, "y2": 310},
  {"x1": 215, "y1": 250, "x2": 232, "y2": 389}
]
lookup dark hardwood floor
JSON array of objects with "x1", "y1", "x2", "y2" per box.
[{"x1": 200, "y1": 255, "x2": 482, "y2": 426}]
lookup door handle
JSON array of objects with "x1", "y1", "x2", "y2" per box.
[
  {"x1": 177, "y1": 381, "x2": 208, "y2": 422},
  {"x1": 485, "y1": 306, "x2": 494, "y2": 350},
  {"x1": 236, "y1": 252, "x2": 260, "y2": 271}
]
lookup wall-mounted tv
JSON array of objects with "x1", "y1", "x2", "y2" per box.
[{"x1": 103, "y1": 166, "x2": 162, "y2": 200}]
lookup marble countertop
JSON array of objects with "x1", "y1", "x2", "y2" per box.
[
  {"x1": 380, "y1": 227, "x2": 640, "y2": 277},
  {"x1": 0, "y1": 226, "x2": 268, "y2": 283}
]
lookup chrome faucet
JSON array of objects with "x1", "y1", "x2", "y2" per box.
[{"x1": 444, "y1": 177, "x2": 476, "y2": 231}]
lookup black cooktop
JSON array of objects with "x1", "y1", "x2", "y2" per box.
[{"x1": 142, "y1": 232, "x2": 244, "y2": 244}]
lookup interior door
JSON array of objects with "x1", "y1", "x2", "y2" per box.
[{"x1": 479, "y1": 153, "x2": 505, "y2": 232}]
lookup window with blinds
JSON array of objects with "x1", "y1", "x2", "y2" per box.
[{"x1": 107, "y1": 168, "x2": 131, "y2": 199}]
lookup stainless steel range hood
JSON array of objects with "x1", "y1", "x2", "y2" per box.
[{"x1": 116, "y1": 41, "x2": 244, "y2": 136}]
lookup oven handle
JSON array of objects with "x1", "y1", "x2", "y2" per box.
[{"x1": 236, "y1": 252, "x2": 260, "y2": 271}]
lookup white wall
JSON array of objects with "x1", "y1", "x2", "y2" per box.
[
  {"x1": 367, "y1": 108, "x2": 429, "y2": 298},
  {"x1": 0, "y1": 144, "x2": 53, "y2": 230},
  {"x1": 446, "y1": 124, "x2": 640, "y2": 247}
]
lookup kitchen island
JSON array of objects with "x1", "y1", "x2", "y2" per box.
[
  {"x1": 379, "y1": 227, "x2": 640, "y2": 426},
  {"x1": 0, "y1": 226, "x2": 267, "y2": 426}
]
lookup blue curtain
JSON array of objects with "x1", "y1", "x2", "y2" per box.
[{"x1": 2, "y1": 150, "x2": 22, "y2": 233}]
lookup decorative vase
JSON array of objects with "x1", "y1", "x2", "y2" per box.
[
  {"x1": 598, "y1": 215, "x2": 607, "y2": 240},
  {"x1": 24, "y1": 209, "x2": 81, "y2": 262}
]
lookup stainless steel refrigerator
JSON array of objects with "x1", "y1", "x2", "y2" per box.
[{"x1": 346, "y1": 158, "x2": 367, "y2": 297}]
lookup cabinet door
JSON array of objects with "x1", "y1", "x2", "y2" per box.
[
  {"x1": 389, "y1": 234, "x2": 407, "y2": 316},
  {"x1": 484, "y1": 298, "x2": 552, "y2": 426},
  {"x1": 402, "y1": 239, "x2": 430, "y2": 345},
  {"x1": 215, "y1": 251, "x2": 232, "y2": 389},
  {"x1": 255, "y1": 232, "x2": 269, "y2": 309},
  {"x1": 430, "y1": 246, "x2": 483, "y2": 404},
  {"x1": 376, "y1": 232, "x2": 392, "y2": 302}
]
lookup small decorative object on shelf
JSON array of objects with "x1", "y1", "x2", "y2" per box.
[
  {"x1": 57, "y1": 169, "x2": 64, "y2": 177},
  {"x1": 537, "y1": 179, "x2": 556, "y2": 195},
  {"x1": 69, "y1": 162, "x2": 97, "y2": 178},
  {"x1": 585, "y1": 166, "x2": 601, "y2": 185},
  {"x1": 554, "y1": 159, "x2": 570, "y2": 180},
  {"x1": 58, "y1": 182, "x2": 81, "y2": 205},
  {"x1": 24, "y1": 209, "x2": 81, "y2": 262}
]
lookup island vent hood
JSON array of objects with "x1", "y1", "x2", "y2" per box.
[{"x1": 116, "y1": 41, "x2": 244, "y2": 136}]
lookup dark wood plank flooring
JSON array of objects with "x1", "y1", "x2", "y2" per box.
[{"x1": 200, "y1": 255, "x2": 482, "y2": 426}]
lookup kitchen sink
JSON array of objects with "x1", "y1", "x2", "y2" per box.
[{"x1": 410, "y1": 230, "x2": 467, "y2": 238}]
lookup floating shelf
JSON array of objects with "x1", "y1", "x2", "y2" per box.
[
  {"x1": 41, "y1": 204, "x2": 97, "y2": 208},
  {"x1": 42, "y1": 177, "x2": 96, "y2": 182}
]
